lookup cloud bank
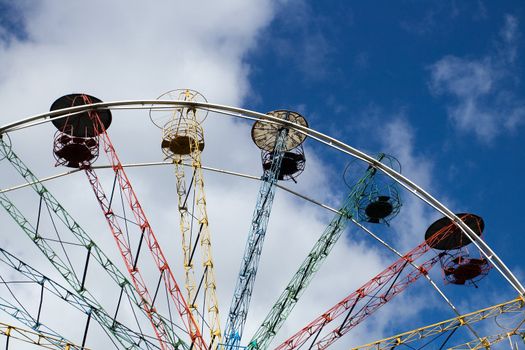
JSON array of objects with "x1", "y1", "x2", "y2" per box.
[{"x1": 0, "y1": 2, "x2": 460, "y2": 350}]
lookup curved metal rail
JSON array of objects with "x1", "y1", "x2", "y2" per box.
[
  {"x1": 1, "y1": 99, "x2": 522, "y2": 296},
  {"x1": 0, "y1": 159, "x2": 468, "y2": 343}
]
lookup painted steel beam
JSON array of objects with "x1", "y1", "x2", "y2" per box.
[
  {"x1": 248, "y1": 158, "x2": 381, "y2": 350},
  {"x1": 275, "y1": 217, "x2": 471, "y2": 350},
  {"x1": 351, "y1": 297, "x2": 525, "y2": 350},
  {"x1": 0, "y1": 246, "x2": 162, "y2": 350},
  {"x1": 0, "y1": 138, "x2": 185, "y2": 349},
  {"x1": 447, "y1": 329, "x2": 525, "y2": 350},
  {"x1": 80, "y1": 107, "x2": 205, "y2": 350},
  {"x1": 0, "y1": 322, "x2": 84, "y2": 350},
  {"x1": 223, "y1": 127, "x2": 289, "y2": 349}
]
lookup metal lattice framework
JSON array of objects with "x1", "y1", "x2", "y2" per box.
[
  {"x1": 0, "y1": 98, "x2": 523, "y2": 350},
  {"x1": 351, "y1": 297, "x2": 525, "y2": 350},
  {"x1": 0, "y1": 172, "x2": 118, "y2": 349},
  {"x1": 223, "y1": 125, "x2": 289, "y2": 349},
  {"x1": 77, "y1": 105, "x2": 206, "y2": 350},
  {"x1": 155, "y1": 90, "x2": 221, "y2": 348},
  {"x1": 248, "y1": 155, "x2": 387, "y2": 350},
  {"x1": 0, "y1": 136, "x2": 185, "y2": 350},
  {"x1": 0, "y1": 246, "x2": 164, "y2": 350},
  {"x1": 448, "y1": 329, "x2": 525, "y2": 349},
  {"x1": 276, "y1": 214, "x2": 481, "y2": 350},
  {"x1": 0, "y1": 321, "x2": 84, "y2": 350}
]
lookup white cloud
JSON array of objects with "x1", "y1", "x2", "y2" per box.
[
  {"x1": 0, "y1": 2, "x2": 415, "y2": 350},
  {"x1": 428, "y1": 15, "x2": 525, "y2": 142},
  {"x1": 380, "y1": 118, "x2": 438, "y2": 250},
  {"x1": 0, "y1": 2, "x2": 480, "y2": 350}
]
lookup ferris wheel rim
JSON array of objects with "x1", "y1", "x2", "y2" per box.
[
  {"x1": 0, "y1": 99, "x2": 522, "y2": 296},
  {"x1": 0, "y1": 100, "x2": 523, "y2": 350}
]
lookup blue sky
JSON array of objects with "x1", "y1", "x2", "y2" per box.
[
  {"x1": 0, "y1": 1, "x2": 524, "y2": 349},
  {"x1": 248, "y1": 0, "x2": 525, "y2": 279},
  {"x1": 255, "y1": 3, "x2": 525, "y2": 343}
]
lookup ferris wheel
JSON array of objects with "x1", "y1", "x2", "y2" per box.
[{"x1": 0, "y1": 91, "x2": 523, "y2": 350}]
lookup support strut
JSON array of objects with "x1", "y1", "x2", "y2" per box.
[
  {"x1": 0, "y1": 138, "x2": 185, "y2": 349},
  {"x1": 276, "y1": 219, "x2": 465, "y2": 350},
  {"x1": 351, "y1": 297, "x2": 525, "y2": 350},
  {"x1": 249, "y1": 156, "x2": 384, "y2": 350},
  {"x1": 82, "y1": 107, "x2": 206, "y2": 350},
  {"x1": 223, "y1": 126, "x2": 289, "y2": 349}
]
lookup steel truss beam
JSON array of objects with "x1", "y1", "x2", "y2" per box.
[
  {"x1": 174, "y1": 159, "x2": 221, "y2": 348},
  {"x1": 248, "y1": 157, "x2": 382, "y2": 350},
  {"x1": 0, "y1": 247, "x2": 163, "y2": 349},
  {"x1": 82, "y1": 108, "x2": 205, "y2": 350},
  {"x1": 276, "y1": 216, "x2": 471, "y2": 350},
  {"x1": 0, "y1": 321, "x2": 84, "y2": 350},
  {"x1": 223, "y1": 127, "x2": 289, "y2": 349},
  {"x1": 167, "y1": 103, "x2": 221, "y2": 348},
  {"x1": 174, "y1": 164, "x2": 197, "y2": 312},
  {"x1": 0, "y1": 137, "x2": 186, "y2": 350},
  {"x1": 351, "y1": 297, "x2": 525, "y2": 350},
  {"x1": 448, "y1": 329, "x2": 525, "y2": 350},
  {"x1": 0, "y1": 293, "x2": 69, "y2": 347},
  {"x1": 0, "y1": 171, "x2": 153, "y2": 349}
]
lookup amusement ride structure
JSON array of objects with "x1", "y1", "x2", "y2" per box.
[{"x1": 0, "y1": 90, "x2": 523, "y2": 350}]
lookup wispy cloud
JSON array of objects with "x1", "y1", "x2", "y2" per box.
[
  {"x1": 379, "y1": 117, "x2": 438, "y2": 250},
  {"x1": 428, "y1": 15, "x2": 524, "y2": 142},
  {"x1": 400, "y1": 1, "x2": 460, "y2": 36},
  {"x1": 0, "y1": 2, "x2": 29, "y2": 44}
]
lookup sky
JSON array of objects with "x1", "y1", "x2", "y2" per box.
[{"x1": 0, "y1": 1, "x2": 524, "y2": 349}]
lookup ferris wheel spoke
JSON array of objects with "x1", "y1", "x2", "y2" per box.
[
  {"x1": 224, "y1": 110, "x2": 308, "y2": 350},
  {"x1": 0, "y1": 321, "x2": 86, "y2": 350},
  {"x1": 0, "y1": 138, "x2": 187, "y2": 349},
  {"x1": 0, "y1": 246, "x2": 164, "y2": 350},
  {"x1": 47, "y1": 93, "x2": 206, "y2": 350},
  {"x1": 0, "y1": 189, "x2": 154, "y2": 349},
  {"x1": 274, "y1": 217, "x2": 477, "y2": 350},
  {"x1": 248, "y1": 154, "x2": 386, "y2": 350},
  {"x1": 350, "y1": 297, "x2": 525, "y2": 350},
  {"x1": 311, "y1": 256, "x2": 441, "y2": 350},
  {"x1": 152, "y1": 89, "x2": 222, "y2": 349},
  {"x1": 224, "y1": 128, "x2": 286, "y2": 350},
  {"x1": 174, "y1": 163, "x2": 199, "y2": 315},
  {"x1": 447, "y1": 328, "x2": 525, "y2": 350}
]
